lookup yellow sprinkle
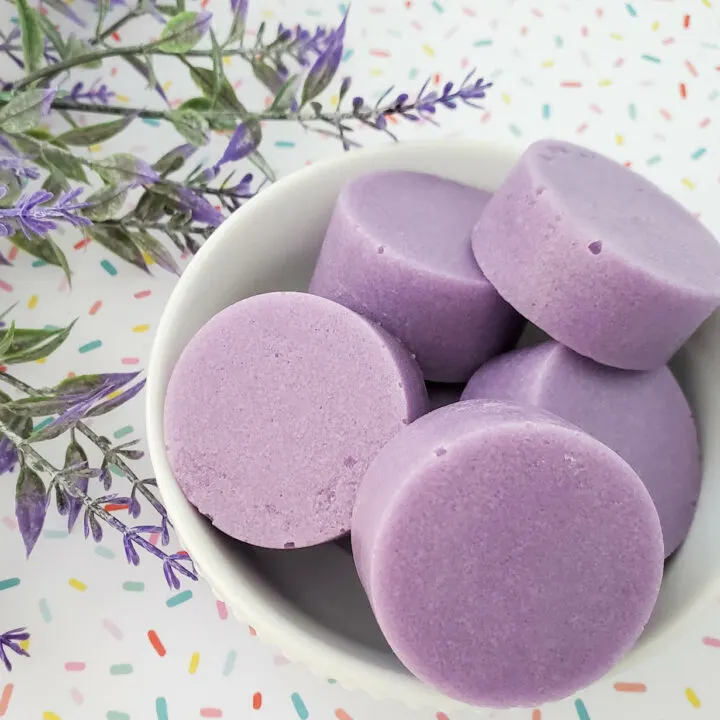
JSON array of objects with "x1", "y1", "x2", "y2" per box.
[
  {"x1": 369, "y1": 68, "x2": 383, "y2": 77},
  {"x1": 189, "y1": 651, "x2": 200, "y2": 674},
  {"x1": 686, "y1": 688, "x2": 701, "y2": 707},
  {"x1": 421, "y1": 43, "x2": 435, "y2": 57},
  {"x1": 702, "y1": 0, "x2": 711, "y2": 7},
  {"x1": 615, "y1": 134, "x2": 624, "y2": 145},
  {"x1": 651, "y1": 20, "x2": 660, "y2": 30},
  {"x1": 501, "y1": 93, "x2": 512, "y2": 105},
  {"x1": 541, "y1": 60, "x2": 555, "y2": 67},
  {"x1": 223, "y1": 57, "x2": 232, "y2": 66},
  {"x1": 142, "y1": 252, "x2": 155, "y2": 266},
  {"x1": 116, "y1": 94, "x2": 130, "y2": 103},
  {"x1": 27, "y1": 294, "x2": 38, "y2": 310},
  {"x1": 68, "y1": 578, "x2": 87, "y2": 592},
  {"x1": 599, "y1": 79, "x2": 613, "y2": 86},
  {"x1": 682, "y1": 177, "x2": 695, "y2": 190},
  {"x1": 261, "y1": 9, "x2": 274, "y2": 18},
  {"x1": 88, "y1": 144, "x2": 103, "y2": 153},
  {"x1": 19, "y1": 638, "x2": 30, "y2": 652},
  {"x1": 133, "y1": 324, "x2": 150, "y2": 333},
  {"x1": 43, "y1": 713, "x2": 62, "y2": 720},
  {"x1": 330, "y1": 95, "x2": 339, "y2": 106},
  {"x1": 35, "y1": 358, "x2": 46, "y2": 365},
  {"x1": 610, "y1": 32, "x2": 623, "y2": 40},
  {"x1": 162, "y1": 81, "x2": 172, "y2": 91}
]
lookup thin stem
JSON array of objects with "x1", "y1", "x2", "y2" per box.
[{"x1": 93, "y1": 8, "x2": 142, "y2": 45}]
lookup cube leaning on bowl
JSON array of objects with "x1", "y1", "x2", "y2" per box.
[{"x1": 147, "y1": 138, "x2": 720, "y2": 712}]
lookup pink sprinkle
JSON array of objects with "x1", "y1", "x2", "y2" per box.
[
  {"x1": 0, "y1": 280, "x2": 12, "y2": 292},
  {"x1": 614, "y1": 58, "x2": 624, "y2": 68},
  {"x1": 462, "y1": 6, "x2": 476, "y2": 16},
  {"x1": 461, "y1": 56, "x2": 469, "y2": 68},
  {"x1": 121, "y1": 357, "x2": 140, "y2": 365},
  {"x1": 2, "y1": 516, "x2": 17, "y2": 530},
  {"x1": 576, "y1": 123, "x2": 588, "y2": 134},
  {"x1": 200, "y1": 710, "x2": 223, "y2": 718},
  {"x1": 589, "y1": 103, "x2": 603, "y2": 114},
  {"x1": 531, "y1": 7, "x2": 543, "y2": 16},
  {"x1": 660, "y1": 108, "x2": 672, "y2": 121},
  {"x1": 481, "y1": 111, "x2": 491, "y2": 123},
  {"x1": 217, "y1": 601, "x2": 228, "y2": 620},
  {"x1": 8, "y1": 246, "x2": 18, "y2": 262},
  {"x1": 581, "y1": 26, "x2": 588, "y2": 36},
  {"x1": 410, "y1": 20, "x2": 422, "y2": 31},
  {"x1": 134, "y1": 290, "x2": 152, "y2": 299},
  {"x1": 273, "y1": 654, "x2": 291, "y2": 665},
  {"x1": 369, "y1": 49, "x2": 390, "y2": 58},
  {"x1": 65, "y1": 662, "x2": 86, "y2": 672},
  {"x1": 149, "y1": 532, "x2": 160, "y2": 546},
  {"x1": 703, "y1": 636, "x2": 720, "y2": 647},
  {"x1": 700, "y1": 117, "x2": 711, "y2": 128},
  {"x1": 369, "y1": 6, "x2": 385, "y2": 13},
  {"x1": 663, "y1": 37, "x2": 675, "y2": 45},
  {"x1": 102, "y1": 619, "x2": 124, "y2": 640},
  {"x1": 70, "y1": 687, "x2": 84, "y2": 706}
]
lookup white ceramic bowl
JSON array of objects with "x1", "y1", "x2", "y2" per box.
[{"x1": 146, "y1": 139, "x2": 720, "y2": 714}]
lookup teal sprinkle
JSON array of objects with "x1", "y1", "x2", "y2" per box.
[
  {"x1": 701, "y1": 42, "x2": 720, "y2": 50},
  {"x1": 95, "y1": 546, "x2": 116, "y2": 560},
  {"x1": 44, "y1": 324, "x2": 60, "y2": 330},
  {"x1": 107, "y1": 713, "x2": 130, "y2": 720},
  {"x1": 290, "y1": 693, "x2": 309, "y2": 720},
  {"x1": 490, "y1": 69, "x2": 503, "y2": 80},
  {"x1": 575, "y1": 698, "x2": 591, "y2": 720},
  {"x1": 141, "y1": 118, "x2": 161, "y2": 127},
  {"x1": 408, "y1": 67, "x2": 418, "y2": 80},
  {"x1": 473, "y1": 39, "x2": 493, "y2": 47},
  {"x1": 647, "y1": 155, "x2": 662, "y2": 165},
  {"x1": 122, "y1": 581, "x2": 145, "y2": 592},
  {"x1": 110, "y1": 664, "x2": 133, "y2": 675},
  {"x1": 508, "y1": 123, "x2": 522, "y2": 137},
  {"x1": 625, "y1": 3, "x2": 637, "y2": 16},
  {"x1": 388, "y1": 29, "x2": 402, "y2": 38},
  {"x1": 166, "y1": 590, "x2": 193, "y2": 607},
  {"x1": 691, "y1": 147, "x2": 707, "y2": 160},
  {"x1": 155, "y1": 698, "x2": 168, "y2": 720},
  {"x1": 43, "y1": 529, "x2": 68, "y2": 539},
  {"x1": 31, "y1": 259, "x2": 48, "y2": 267},
  {"x1": 432, "y1": 0, "x2": 444, "y2": 12},
  {"x1": 114, "y1": 425, "x2": 134, "y2": 439},
  {"x1": 101, "y1": 259, "x2": 117, "y2": 276},
  {"x1": 39, "y1": 598, "x2": 52, "y2": 622},
  {"x1": 222, "y1": 649, "x2": 237, "y2": 676},
  {"x1": 33, "y1": 417, "x2": 53, "y2": 432},
  {"x1": 109, "y1": 463, "x2": 123, "y2": 476},
  {"x1": 338, "y1": 3, "x2": 347, "y2": 13},
  {"x1": 305, "y1": 8, "x2": 321, "y2": 16},
  {"x1": 628, "y1": 103, "x2": 637, "y2": 120},
  {"x1": 342, "y1": 48, "x2": 353, "y2": 62},
  {"x1": 520, "y1": 77, "x2": 534, "y2": 87},
  {"x1": 275, "y1": 140, "x2": 296, "y2": 148},
  {"x1": 641, "y1": 54, "x2": 661, "y2": 64},
  {"x1": 0, "y1": 578, "x2": 20, "y2": 591},
  {"x1": 542, "y1": 103, "x2": 551, "y2": 119},
  {"x1": 327, "y1": 678, "x2": 337, "y2": 684},
  {"x1": 555, "y1": 35, "x2": 564, "y2": 48},
  {"x1": 79, "y1": 339, "x2": 102, "y2": 353},
  {"x1": 709, "y1": 90, "x2": 719, "y2": 101}
]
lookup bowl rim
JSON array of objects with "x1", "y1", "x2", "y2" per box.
[{"x1": 146, "y1": 137, "x2": 720, "y2": 713}]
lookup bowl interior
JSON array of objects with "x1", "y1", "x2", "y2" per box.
[{"x1": 147, "y1": 139, "x2": 720, "y2": 709}]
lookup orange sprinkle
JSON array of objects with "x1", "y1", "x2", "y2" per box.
[
  {"x1": 532, "y1": 710, "x2": 542, "y2": 720},
  {"x1": 335, "y1": 710, "x2": 352, "y2": 720},
  {"x1": 248, "y1": 626, "x2": 257, "y2": 636},
  {"x1": 147, "y1": 630, "x2": 166, "y2": 657},
  {"x1": 614, "y1": 682, "x2": 647, "y2": 693},
  {"x1": 252, "y1": 693, "x2": 262, "y2": 710},
  {"x1": 0, "y1": 684, "x2": 13, "y2": 717},
  {"x1": 686, "y1": 60, "x2": 698, "y2": 76},
  {"x1": 680, "y1": 82, "x2": 687, "y2": 98},
  {"x1": 8, "y1": 246, "x2": 18, "y2": 262},
  {"x1": 684, "y1": 14, "x2": 690, "y2": 28},
  {"x1": 89, "y1": 301, "x2": 102, "y2": 316},
  {"x1": 436, "y1": 713, "x2": 450, "y2": 720},
  {"x1": 561, "y1": 81, "x2": 583, "y2": 88},
  {"x1": 104, "y1": 504, "x2": 128, "y2": 513}
]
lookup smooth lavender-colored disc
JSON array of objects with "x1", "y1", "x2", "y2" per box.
[
  {"x1": 462, "y1": 341, "x2": 701, "y2": 556},
  {"x1": 352, "y1": 400, "x2": 663, "y2": 707},
  {"x1": 471, "y1": 140, "x2": 720, "y2": 370},
  {"x1": 309, "y1": 171, "x2": 525, "y2": 382},
  {"x1": 164, "y1": 292, "x2": 428, "y2": 549}
]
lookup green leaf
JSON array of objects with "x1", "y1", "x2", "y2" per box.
[
  {"x1": 134, "y1": 189, "x2": 169, "y2": 221},
  {"x1": 270, "y1": 74, "x2": 299, "y2": 112},
  {"x1": 0, "y1": 89, "x2": 52, "y2": 134},
  {"x1": 84, "y1": 185, "x2": 129, "y2": 221},
  {"x1": 187, "y1": 65, "x2": 244, "y2": 114},
  {"x1": 88, "y1": 225, "x2": 149, "y2": 273},
  {"x1": 0, "y1": 389, "x2": 33, "y2": 440},
  {"x1": 0, "y1": 321, "x2": 76, "y2": 365},
  {"x1": 169, "y1": 109, "x2": 209, "y2": 146},
  {"x1": 40, "y1": 145, "x2": 89, "y2": 183},
  {"x1": 95, "y1": 0, "x2": 110, "y2": 38},
  {"x1": 15, "y1": 462, "x2": 47, "y2": 556},
  {"x1": 42, "y1": 171, "x2": 71, "y2": 196},
  {"x1": 57, "y1": 115, "x2": 137, "y2": 146},
  {"x1": 248, "y1": 150, "x2": 276, "y2": 182},
  {"x1": 65, "y1": 35, "x2": 102, "y2": 69},
  {"x1": 35, "y1": 10, "x2": 66, "y2": 58},
  {"x1": 154, "y1": 3, "x2": 181, "y2": 15},
  {"x1": 7, "y1": 233, "x2": 72, "y2": 285},
  {"x1": 0, "y1": 322, "x2": 16, "y2": 358},
  {"x1": 210, "y1": 29, "x2": 223, "y2": 98},
  {"x1": 16, "y1": 0, "x2": 43, "y2": 73},
  {"x1": 179, "y1": 97, "x2": 235, "y2": 131},
  {"x1": 0, "y1": 169, "x2": 23, "y2": 207},
  {"x1": 131, "y1": 229, "x2": 180, "y2": 275},
  {"x1": 153, "y1": 145, "x2": 194, "y2": 175},
  {"x1": 91, "y1": 153, "x2": 158, "y2": 185},
  {"x1": 157, "y1": 11, "x2": 210, "y2": 53}
]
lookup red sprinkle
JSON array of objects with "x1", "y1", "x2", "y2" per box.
[
  {"x1": 0, "y1": 280, "x2": 12, "y2": 293},
  {"x1": 74, "y1": 237, "x2": 91, "y2": 250},
  {"x1": 680, "y1": 82, "x2": 687, "y2": 98},
  {"x1": 104, "y1": 504, "x2": 129, "y2": 513},
  {"x1": 684, "y1": 14, "x2": 690, "y2": 28},
  {"x1": 217, "y1": 601, "x2": 228, "y2": 620},
  {"x1": 89, "y1": 301, "x2": 102, "y2": 316},
  {"x1": 252, "y1": 693, "x2": 262, "y2": 710},
  {"x1": 147, "y1": 630, "x2": 166, "y2": 657}
]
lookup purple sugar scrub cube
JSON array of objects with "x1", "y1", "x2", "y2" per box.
[
  {"x1": 164, "y1": 292, "x2": 428, "y2": 550},
  {"x1": 309, "y1": 171, "x2": 525, "y2": 382},
  {"x1": 471, "y1": 140, "x2": 720, "y2": 371},
  {"x1": 352, "y1": 400, "x2": 663, "y2": 707},
  {"x1": 462, "y1": 341, "x2": 701, "y2": 557}
]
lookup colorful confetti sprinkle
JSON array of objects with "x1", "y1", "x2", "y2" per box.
[
  {"x1": 291, "y1": 693, "x2": 309, "y2": 719},
  {"x1": 155, "y1": 698, "x2": 168, "y2": 720},
  {"x1": 222, "y1": 650, "x2": 237, "y2": 676},
  {"x1": 614, "y1": 682, "x2": 647, "y2": 692},
  {"x1": 68, "y1": 578, "x2": 87, "y2": 591},
  {"x1": 188, "y1": 651, "x2": 200, "y2": 674},
  {"x1": 686, "y1": 688, "x2": 701, "y2": 708},
  {"x1": 166, "y1": 590, "x2": 193, "y2": 607},
  {"x1": 110, "y1": 664, "x2": 134, "y2": 675},
  {"x1": 0, "y1": 685, "x2": 13, "y2": 718},
  {"x1": 0, "y1": 578, "x2": 20, "y2": 591},
  {"x1": 252, "y1": 693, "x2": 262, "y2": 710},
  {"x1": 575, "y1": 698, "x2": 591, "y2": 720}
]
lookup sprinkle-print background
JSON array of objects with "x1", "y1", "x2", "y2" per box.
[{"x1": 2, "y1": 0, "x2": 720, "y2": 718}]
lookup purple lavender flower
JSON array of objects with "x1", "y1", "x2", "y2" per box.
[
  {"x1": 175, "y1": 187, "x2": 225, "y2": 226},
  {"x1": 0, "y1": 628, "x2": 30, "y2": 671},
  {"x1": 67, "y1": 80, "x2": 115, "y2": 105},
  {"x1": 0, "y1": 187, "x2": 91, "y2": 240},
  {"x1": 201, "y1": 124, "x2": 258, "y2": 184},
  {"x1": 301, "y1": 12, "x2": 347, "y2": 104},
  {"x1": 0, "y1": 435, "x2": 18, "y2": 474}
]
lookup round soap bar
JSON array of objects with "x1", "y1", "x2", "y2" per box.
[
  {"x1": 165, "y1": 292, "x2": 428, "y2": 549},
  {"x1": 471, "y1": 140, "x2": 720, "y2": 370},
  {"x1": 352, "y1": 400, "x2": 663, "y2": 707},
  {"x1": 309, "y1": 171, "x2": 525, "y2": 382},
  {"x1": 462, "y1": 341, "x2": 700, "y2": 556}
]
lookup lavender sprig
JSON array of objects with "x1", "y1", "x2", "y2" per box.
[
  {"x1": 67, "y1": 80, "x2": 115, "y2": 105},
  {"x1": 0, "y1": 628, "x2": 30, "y2": 671},
  {"x1": 0, "y1": 187, "x2": 90, "y2": 239}
]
